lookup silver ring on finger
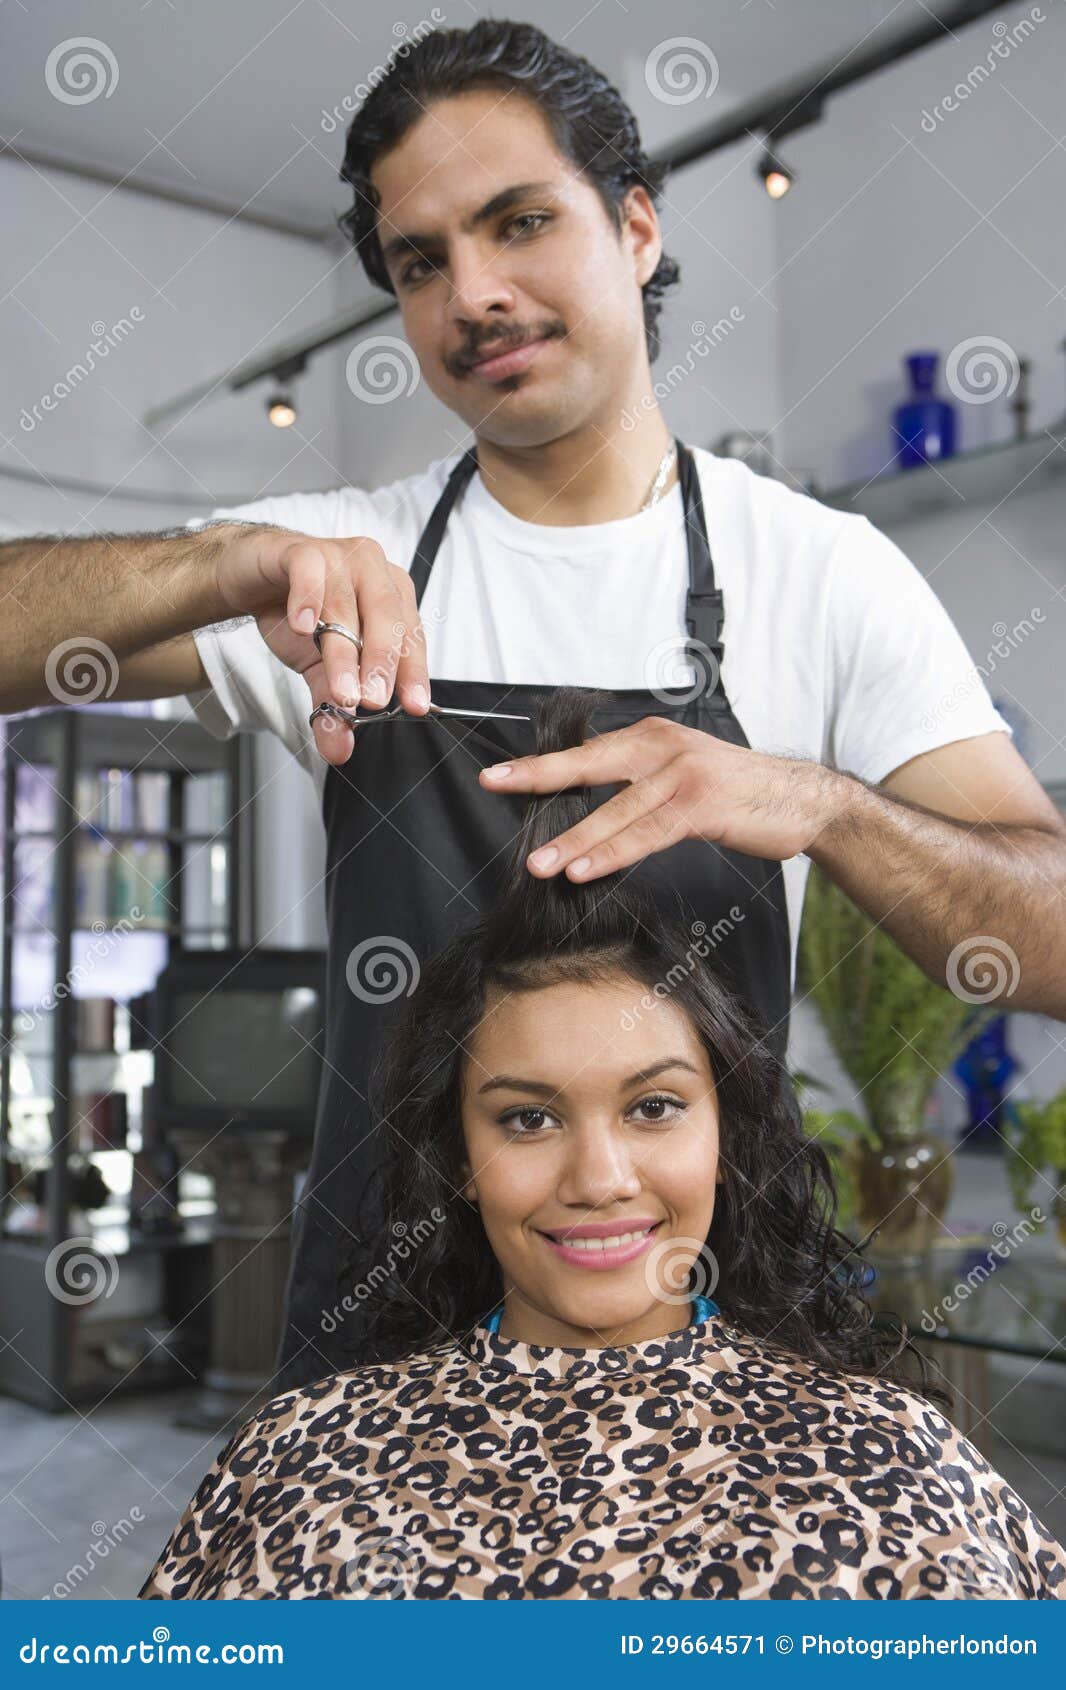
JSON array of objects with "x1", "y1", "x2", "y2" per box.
[{"x1": 313, "y1": 618, "x2": 363, "y2": 654}]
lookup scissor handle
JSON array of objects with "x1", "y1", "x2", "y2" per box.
[{"x1": 307, "y1": 701, "x2": 406, "y2": 729}]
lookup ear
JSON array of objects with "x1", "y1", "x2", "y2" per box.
[
  {"x1": 621, "y1": 183, "x2": 662, "y2": 289},
  {"x1": 459, "y1": 1159, "x2": 479, "y2": 1205}
]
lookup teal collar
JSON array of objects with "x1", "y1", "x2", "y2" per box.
[{"x1": 483, "y1": 1293, "x2": 719, "y2": 1335}]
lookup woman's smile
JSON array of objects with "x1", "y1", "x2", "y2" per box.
[{"x1": 535, "y1": 1217, "x2": 663, "y2": 1270}]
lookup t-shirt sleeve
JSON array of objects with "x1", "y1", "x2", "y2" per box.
[
  {"x1": 823, "y1": 514, "x2": 1014, "y2": 786},
  {"x1": 181, "y1": 492, "x2": 346, "y2": 777}
]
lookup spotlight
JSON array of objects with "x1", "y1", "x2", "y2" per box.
[
  {"x1": 266, "y1": 392, "x2": 297, "y2": 427},
  {"x1": 757, "y1": 149, "x2": 795, "y2": 200},
  {"x1": 262, "y1": 354, "x2": 307, "y2": 427}
]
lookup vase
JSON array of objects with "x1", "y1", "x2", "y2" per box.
[
  {"x1": 891, "y1": 351, "x2": 956, "y2": 470},
  {"x1": 853, "y1": 1084, "x2": 954, "y2": 1264}
]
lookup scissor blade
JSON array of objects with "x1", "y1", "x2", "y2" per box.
[{"x1": 428, "y1": 704, "x2": 530, "y2": 721}]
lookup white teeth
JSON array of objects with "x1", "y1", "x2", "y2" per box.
[{"x1": 554, "y1": 1228, "x2": 651, "y2": 1251}]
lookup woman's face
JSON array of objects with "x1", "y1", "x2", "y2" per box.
[{"x1": 459, "y1": 974, "x2": 722, "y2": 1347}]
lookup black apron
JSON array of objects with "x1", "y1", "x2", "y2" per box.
[{"x1": 273, "y1": 439, "x2": 792, "y2": 1392}]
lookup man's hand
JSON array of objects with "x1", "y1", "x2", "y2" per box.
[
  {"x1": 478, "y1": 714, "x2": 850, "y2": 878},
  {"x1": 216, "y1": 524, "x2": 432, "y2": 764}
]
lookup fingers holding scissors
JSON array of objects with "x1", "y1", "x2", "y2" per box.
[{"x1": 305, "y1": 662, "x2": 358, "y2": 765}]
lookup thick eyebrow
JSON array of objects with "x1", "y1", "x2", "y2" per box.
[
  {"x1": 380, "y1": 180, "x2": 559, "y2": 271},
  {"x1": 476, "y1": 1057, "x2": 702, "y2": 1098}
]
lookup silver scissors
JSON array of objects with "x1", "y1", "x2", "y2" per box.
[
  {"x1": 308, "y1": 699, "x2": 530, "y2": 730},
  {"x1": 308, "y1": 617, "x2": 530, "y2": 734}
]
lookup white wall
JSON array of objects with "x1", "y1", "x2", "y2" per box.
[
  {"x1": 0, "y1": 155, "x2": 348, "y2": 948},
  {"x1": 772, "y1": 0, "x2": 1064, "y2": 489},
  {"x1": 766, "y1": 0, "x2": 1066, "y2": 1125}
]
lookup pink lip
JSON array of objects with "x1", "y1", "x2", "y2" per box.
[
  {"x1": 537, "y1": 1219, "x2": 662, "y2": 1271},
  {"x1": 469, "y1": 337, "x2": 547, "y2": 380}
]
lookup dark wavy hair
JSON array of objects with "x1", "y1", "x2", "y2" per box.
[
  {"x1": 336, "y1": 17, "x2": 680, "y2": 363},
  {"x1": 336, "y1": 687, "x2": 951, "y2": 1413}
]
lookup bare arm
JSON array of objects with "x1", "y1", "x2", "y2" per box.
[
  {"x1": 108, "y1": 632, "x2": 209, "y2": 701},
  {"x1": 808, "y1": 734, "x2": 1066, "y2": 1019},
  {"x1": 0, "y1": 528, "x2": 224, "y2": 713},
  {"x1": 0, "y1": 521, "x2": 434, "y2": 764}
]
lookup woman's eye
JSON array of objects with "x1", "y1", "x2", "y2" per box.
[
  {"x1": 499, "y1": 1107, "x2": 553, "y2": 1135},
  {"x1": 632, "y1": 1094, "x2": 684, "y2": 1124}
]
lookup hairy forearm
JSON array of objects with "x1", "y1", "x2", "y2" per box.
[
  {"x1": 807, "y1": 772, "x2": 1066, "y2": 1020},
  {"x1": 0, "y1": 528, "x2": 226, "y2": 712}
]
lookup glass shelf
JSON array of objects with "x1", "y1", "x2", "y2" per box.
[
  {"x1": 820, "y1": 422, "x2": 1066, "y2": 526},
  {"x1": 866, "y1": 1233, "x2": 1066, "y2": 1366}
]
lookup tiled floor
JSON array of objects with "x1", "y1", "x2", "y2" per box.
[
  {"x1": 1, "y1": 1364, "x2": 1064, "y2": 1600},
  {"x1": 0, "y1": 1386, "x2": 230, "y2": 1600}
]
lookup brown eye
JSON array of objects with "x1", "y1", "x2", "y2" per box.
[
  {"x1": 631, "y1": 1095, "x2": 684, "y2": 1124},
  {"x1": 499, "y1": 1106, "x2": 554, "y2": 1135}
]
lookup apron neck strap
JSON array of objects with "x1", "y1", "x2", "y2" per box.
[
  {"x1": 409, "y1": 446, "x2": 479, "y2": 604},
  {"x1": 408, "y1": 438, "x2": 725, "y2": 665}
]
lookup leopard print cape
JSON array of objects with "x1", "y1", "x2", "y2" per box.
[{"x1": 139, "y1": 1310, "x2": 1066, "y2": 1600}]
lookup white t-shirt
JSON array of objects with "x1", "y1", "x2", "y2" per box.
[{"x1": 184, "y1": 445, "x2": 1011, "y2": 986}]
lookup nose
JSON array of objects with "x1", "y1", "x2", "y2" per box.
[
  {"x1": 555, "y1": 1118, "x2": 643, "y2": 1212},
  {"x1": 444, "y1": 238, "x2": 517, "y2": 330}
]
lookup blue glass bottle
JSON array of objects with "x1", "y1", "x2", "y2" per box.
[{"x1": 892, "y1": 352, "x2": 956, "y2": 469}]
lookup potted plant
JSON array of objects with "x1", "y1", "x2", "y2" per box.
[
  {"x1": 797, "y1": 863, "x2": 995, "y2": 1263},
  {"x1": 1002, "y1": 1090, "x2": 1066, "y2": 1254}
]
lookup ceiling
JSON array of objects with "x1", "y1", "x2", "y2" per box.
[{"x1": 1, "y1": 0, "x2": 965, "y2": 246}]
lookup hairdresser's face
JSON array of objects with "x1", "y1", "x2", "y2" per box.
[
  {"x1": 370, "y1": 89, "x2": 662, "y2": 446},
  {"x1": 460, "y1": 978, "x2": 721, "y2": 1347}
]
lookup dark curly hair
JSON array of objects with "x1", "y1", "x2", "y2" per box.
[
  {"x1": 336, "y1": 17, "x2": 680, "y2": 363},
  {"x1": 335, "y1": 686, "x2": 952, "y2": 1415}
]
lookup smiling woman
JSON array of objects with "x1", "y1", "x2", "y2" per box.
[{"x1": 137, "y1": 687, "x2": 1066, "y2": 1601}]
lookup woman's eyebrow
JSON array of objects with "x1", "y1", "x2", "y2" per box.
[{"x1": 476, "y1": 1057, "x2": 702, "y2": 1097}]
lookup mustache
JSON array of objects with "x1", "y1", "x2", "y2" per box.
[{"x1": 450, "y1": 322, "x2": 565, "y2": 375}]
